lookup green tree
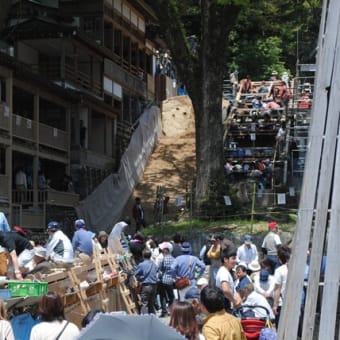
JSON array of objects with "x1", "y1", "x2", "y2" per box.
[{"x1": 146, "y1": 0, "x2": 246, "y2": 207}]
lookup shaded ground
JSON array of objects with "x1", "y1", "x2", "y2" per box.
[{"x1": 123, "y1": 96, "x2": 196, "y2": 233}]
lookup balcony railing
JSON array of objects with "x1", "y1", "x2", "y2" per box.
[
  {"x1": 12, "y1": 189, "x2": 79, "y2": 207},
  {"x1": 12, "y1": 114, "x2": 36, "y2": 142},
  {"x1": 39, "y1": 122, "x2": 68, "y2": 151},
  {"x1": 0, "y1": 103, "x2": 10, "y2": 131},
  {"x1": 11, "y1": 113, "x2": 68, "y2": 152}
]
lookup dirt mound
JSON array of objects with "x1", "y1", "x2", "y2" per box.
[{"x1": 124, "y1": 96, "x2": 196, "y2": 229}]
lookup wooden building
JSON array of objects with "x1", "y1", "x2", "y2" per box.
[{"x1": 0, "y1": 0, "x2": 174, "y2": 229}]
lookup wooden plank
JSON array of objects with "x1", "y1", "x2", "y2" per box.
[
  {"x1": 318, "y1": 69, "x2": 340, "y2": 340},
  {"x1": 278, "y1": 0, "x2": 340, "y2": 338}
]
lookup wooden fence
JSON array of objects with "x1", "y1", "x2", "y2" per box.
[{"x1": 278, "y1": 1, "x2": 340, "y2": 339}]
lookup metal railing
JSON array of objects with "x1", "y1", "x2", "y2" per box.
[{"x1": 0, "y1": 103, "x2": 10, "y2": 131}]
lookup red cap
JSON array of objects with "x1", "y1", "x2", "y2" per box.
[{"x1": 268, "y1": 222, "x2": 278, "y2": 229}]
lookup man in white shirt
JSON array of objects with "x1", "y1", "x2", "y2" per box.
[
  {"x1": 240, "y1": 282, "x2": 275, "y2": 320},
  {"x1": 216, "y1": 247, "x2": 241, "y2": 311},
  {"x1": 45, "y1": 221, "x2": 74, "y2": 265},
  {"x1": 261, "y1": 221, "x2": 282, "y2": 269},
  {"x1": 237, "y1": 235, "x2": 258, "y2": 265},
  {"x1": 273, "y1": 245, "x2": 291, "y2": 326}
]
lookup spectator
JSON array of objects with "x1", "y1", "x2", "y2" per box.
[
  {"x1": 236, "y1": 235, "x2": 258, "y2": 266},
  {"x1": 15, "y1": 167, "x2": 27, "y2": 191},
  {"x1": 253, "y1": 269, "x2": 276, "y2": 306},
  {"x1": 129, "y1": 232, "x2": 146, "y2": 265},
  {"x1": 158, "y1": 243, "x2": 175, "y2": 317},
  {"x1": 0, "y1": 231, "x2": 34, "y2": 280},
  {"x1": 97, "y1": 231, "x2": 108, "y2": 250},
  {"x1": 185, "y1": 286, "x2": 205, "y2": 329},
  {"x1": 215, "y1": 247, "x2": 241, "y2": 311},
  {"x1": 200, "y1": 286, "x2": 246, "y2": 340},
  {"x1": 38, "y1": 171, "x2": 49, "y2": 190},
  {"x1": 169, "y1": 301, "x2": 203, "y2": 340},
  {"x1": 45, "y1": 221, "x2": 74, "y2": 266},
  {"x1": 108, "y1": 220, "x2": 130, "y2": 255},
  {"x1": 0, "y1": 299, "x2": 14, "y2": 340},
  {"x1": 30, "y1": 291, "x2": 79, "y2": 339},
  {"x1": 132, "y1": 197, "x2": 146, "y2": 232},
  {"x1": 235, "y1": 263, "x2": 251, "y2": 293},
  {"x1": 206, "y1": 234, "x2": 221, "y2": 287},
  {"x1": 261, "y1": 221, "x2": 282, "y2": 270},
  {"x1": 134, "y1": 249, "x2": 159, "y2": 314},
  {"x1": 72, "y1": 219, "x2": 93, "y2": 263},
  {"x1": 239, "y1": 282, "x2": 275, "y2": 320},
  {"x1": 26, "y1": 246, "x2": 52, "y2": 275},
  {"x1": 171, "y1": 242, "x2": 205, "y2": 301},
  {"x1": 273, "y1": 245, "x2": 291, "y2": 326},
  {"x1": 172, "y1": 233, "x2": 183, "y2": 258}
]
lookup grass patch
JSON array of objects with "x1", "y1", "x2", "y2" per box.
[{"x1": 145, "y1": 217, "x2": 296, "y2": 237}]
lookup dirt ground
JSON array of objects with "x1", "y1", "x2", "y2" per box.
[{"x1": 123, "y1": 96, "x2": 196, "y2": 232}]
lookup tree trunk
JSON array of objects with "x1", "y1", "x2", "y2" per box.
[{"x1": 148, "y1": 0, "x2": 241, "y2": 205}]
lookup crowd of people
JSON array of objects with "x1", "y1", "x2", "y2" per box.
[{"x1": 0, "y1": 210, "x2": 300, "y2": 339}]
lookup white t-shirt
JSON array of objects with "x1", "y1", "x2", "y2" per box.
[
  {"x1": 253, "y1": 274, "x2": 276, "y2": 297},
  {"x1": 0, "y1": 319, "x2": 14, "y2": 340},
  {"x1": 30, "y1": 320, "x2": 79, "y2": 340},
  {"x1": 274, "y1": 264, "x2": 288, "y2": 302},
  {"x1": 216, "y1": 266, "x2": 235, "y2": 296},
  {"x1": 243, "y1": 291, "x2": 275, "y2": 320}
]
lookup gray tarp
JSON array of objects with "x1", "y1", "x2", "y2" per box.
[{"x1": 76, "y1": 106, "x2": 161, "y2": 232}]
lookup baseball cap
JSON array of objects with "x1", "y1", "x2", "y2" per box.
[
  {"x1": 185, "y1": 287, "x2": 200, "y2": 300},
  {"x1": 75, "y1": 219, "x2": 86, "y2": 228},
  {"x1": 47, "y1": 221, "x2": 59, "y2": 231},
  {"x1": 260, "y1": 269, "x2": 269, "y2": 282},
  {"x1": 244, "y1": 234, "x2": 252, "y2": 244},
  {"x1": 268, "y1": 221, "x2": 278, "y2": 229}
]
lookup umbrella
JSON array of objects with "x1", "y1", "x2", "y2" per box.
[{"x1": 77, "y1": 313, "x2": 185, "y2": 340}]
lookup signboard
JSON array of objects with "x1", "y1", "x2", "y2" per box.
[{"x1": 299, "y1": 64, "x2": 317, "y2": 72}]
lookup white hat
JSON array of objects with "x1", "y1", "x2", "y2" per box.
[
  {"x1": 159, "y1": 241, "x2": 173, "y2": 253},
  {"x1": 196, "y1": 277, "x2": 208, "y2": 287},
  {"x1": 34, "y1": 246, "x2": 47, "y2": 259},
  {"x1": 248, "y1": 260, "x2": 261, "y2": 272}
]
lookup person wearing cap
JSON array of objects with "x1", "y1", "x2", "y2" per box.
[
  {"x1": 0, "y1": 231, "x2": 34, "y2": 280},
  {"x1": 236, "y1": 235, "x2": 258, "y2": 266},
  {"x1": 184, "y1": 286, "x2": 205, "y2": 331},
  {"x1": 158, "y1": 242, "x2": 175, "y2": 317},
  {"x1": 270, "y1": 70, "x2": 278, "y2": 81},
  {"x1": 253, "y1": 269, "x2": 275, "y2": 306},
  {"x1": 206, "y1": 234, "x2": 221, "y2": 288},
  {"x1": 261, "y1": 221, "x2": 282, "y2": 270},
  {"x1": 26, "y1": 246, "x2": 52, "y2": 275},
  {"x1": 196, "y1": 277, "x2": 208, "y2": 291},
  {"x1": 72, "y1": 219, "x2": 94, "y2": 263},
  {"x1": 171, "y1": 241, "x2": 205, "y2": 301},
  {"x1": 45, "y1": 221, "x2": 74, "y2": 265},
  {"x1": 215, "y1": 247, "x2": 242, "y2": 311}
]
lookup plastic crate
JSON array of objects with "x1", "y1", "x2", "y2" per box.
[
  {"x1": 0, "y1": 289, "x2": 12, "y2": 300},
  {"x1": 8, "y1": 281, "x2": 48, "y2": 297}
]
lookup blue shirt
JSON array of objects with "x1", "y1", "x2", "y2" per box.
[
  {"x1": 135, "y1": 259, "x2": 159, "y2": 284},
  {"x1": 171, "y1": 254, "x2": 206, "y2": 283},
  {"x1": 72, "y1": 228, "x2": 93, "y2": 256}
]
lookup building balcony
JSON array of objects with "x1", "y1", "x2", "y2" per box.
[
  {"x1": 12, "y1": 189, "x2": 79, "y2": 208},
  {"x1": 12, "y1": 114, "x2": 68, "y2": 152}
]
